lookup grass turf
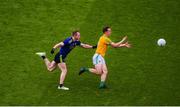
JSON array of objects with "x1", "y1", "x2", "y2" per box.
[{"x1": 0, "y1": 0, "x2": 179, "y2": 105}]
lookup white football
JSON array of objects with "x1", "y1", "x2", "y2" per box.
[{"x1": 157, "y1": 38, "x2": 166, "y2": 46}]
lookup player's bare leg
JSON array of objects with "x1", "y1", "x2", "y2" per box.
[
  {"x1": 57, "y1": 63, "x2": 69, "y2": 90},
  {"x1": 99, "y1": 64, "x2": 108, "y2": 89},
  {"x1": 79, "y1": 64, "x2": 103, "y2": 75},
  {"x1": 44, "y1": 59, "x2": 56, "y2": 72},
  {"x1": 36, "y1": 52, "x2": 56, "y2": 72},
  {"x1": 90, "y1": 64, "x2": 103, "y2": 74},
  {"x1": 79, "y1": 64, "x2": 108, "y2": 89}
]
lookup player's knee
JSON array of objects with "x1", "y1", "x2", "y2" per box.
[
  {"x1": 103, "y1": 70, "x2": 108, "y2": 75},
  {"x1": 48, "y1": 68, "x2": 53, "y2": 72},
  {"x1": 58, "y1": 63, "x2": 66, "y2": 69},
  {"x1": 95, "y1": 69, "x2": 102, "y2": 74},
  {"x1": 95, "y1": 67, "x2": 102, "y2": 73},
  {"x1": 61, "y1": 69, "x2": 67, "y2": 73},
  {"x1": 61, "y1": 66, "x2": 67, "y2": 73},
  {"x1": 98, "y1": 70, "x2": 103, "y2": 74},
  {"x1": 61, "y1": 70, "x2": 67, "y2": 75},
  {"x1": 48, "y1": 65, "x2": 55, "y2": 72}
]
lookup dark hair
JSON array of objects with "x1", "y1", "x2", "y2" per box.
[
  {"x1": 103, "y1": 26, "x2": 110, "y2": 33},
  {"x1": 72, "y1": 30, "x2": 79, "y2": 36}
]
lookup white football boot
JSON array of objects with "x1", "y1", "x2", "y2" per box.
[
  {"x1": 58, "y1": 86, "x2": 69, "y2": 90},
  {"x1": 35, "y1": 52, "x2": 46, "y2": 57}
]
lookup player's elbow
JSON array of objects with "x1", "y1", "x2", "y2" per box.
[
  {"x1": 111, "y1": 44, "x2": 118, "y2": 48},
  {"x1": 81, "y1": 45, "x2": 87, "y2": 48},
  {"x1": 110, "y1": 42, "x2": 118, "y2": 48},
  {"x1": 58, "y1": 42, "x2": 64, "y2": 47},
  {"x1": 82, "y1": 45, "x2": 90, "y2": 49}
]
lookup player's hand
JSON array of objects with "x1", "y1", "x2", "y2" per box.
[
  {"x1": 119, "y1": 36, "x2": 128, "y2": 44},
  {"x1": 123, "y1": 36, "x2": 128, "y2": 40},
  {"x1": 122, "y1": 36, "x2": 128, "y2": 42},
  {"x1": 92, "y1": 45, "x2": 97, "y2": 49},
  {"x1": 51, "y1": 48, "x2": 55, "y2": 54},
  {"x1": 124, "y1": 42, "x2": 131, "y2": 48}
]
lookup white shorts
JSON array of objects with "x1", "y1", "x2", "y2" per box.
[{"x1": 92, "y1": 53, "x2": 106, "y2": 65}]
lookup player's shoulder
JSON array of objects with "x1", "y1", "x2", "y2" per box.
[
  {"x1": 103, "y1": 35, "x2": 111, "y2": 40},
  {"x1": 99, "y1": 35, "x2": 105, "y2": 40},
  {"x1": 101, "y1": 34, "x2": 112, "y2": 44},
  {"x1": 64, "y1": 36, "x2": 72, "y2": 41},
  {"x1": 100, "y1": 34, "x2": 108, "y2": 41},
  {"x1": 64, "y1": 36, "x2": 73, "y2": 43}
]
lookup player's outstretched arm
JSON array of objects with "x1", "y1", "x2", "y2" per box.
[
  {"x1": 110, "y1": 41, "x2": 131, "y2": 48},
  {"x1": 118, "y1": 42, "x2": 131, "y2": 48},
  {"x1": 53, "y1": 42, "x2": 64, "y2": 49},
  {"x1": 110, "y1": 36, "x2": 130, "y2": 48},
  {"x1": 80, "y1": 43, "x2": 97, "y2": 49},
  {"x1": 51, "y1": 42, "x2": 64, "y2": 54}
]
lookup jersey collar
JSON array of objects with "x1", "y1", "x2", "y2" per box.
[{"x1": 103, "y1": 34, "x2": 108, "y2": 37}]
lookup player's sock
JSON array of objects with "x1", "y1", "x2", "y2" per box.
[
  {"x1": 84, "y1": 67, "x2": 90, "y2": 72},
  {"x1": 59, "y1": 84, "x2": 63, "y2": 87},
  {"x1": 99, "y1": 81, "x2": 106, "y2": 89},
  {"x1": 42, "y1": 56, "x2": 46, "y2": 59},
  {"x1": 79, "y1": 67, "x2": 89, "y2": 75}
]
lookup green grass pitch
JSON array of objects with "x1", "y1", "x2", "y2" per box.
[{"x1": 0, "y1": 0, "x2": 180, "y2": 105}]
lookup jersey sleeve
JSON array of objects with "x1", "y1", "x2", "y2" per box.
[
  {"x1": 76, "y1": 41, "x2": 81, "y2": 46},
  {"x1": 63, "y1": 38, "x2": 71, "y2": 45},
  {"x1": 104, "y1": 37, "x2": 112, "y2": 45}
]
